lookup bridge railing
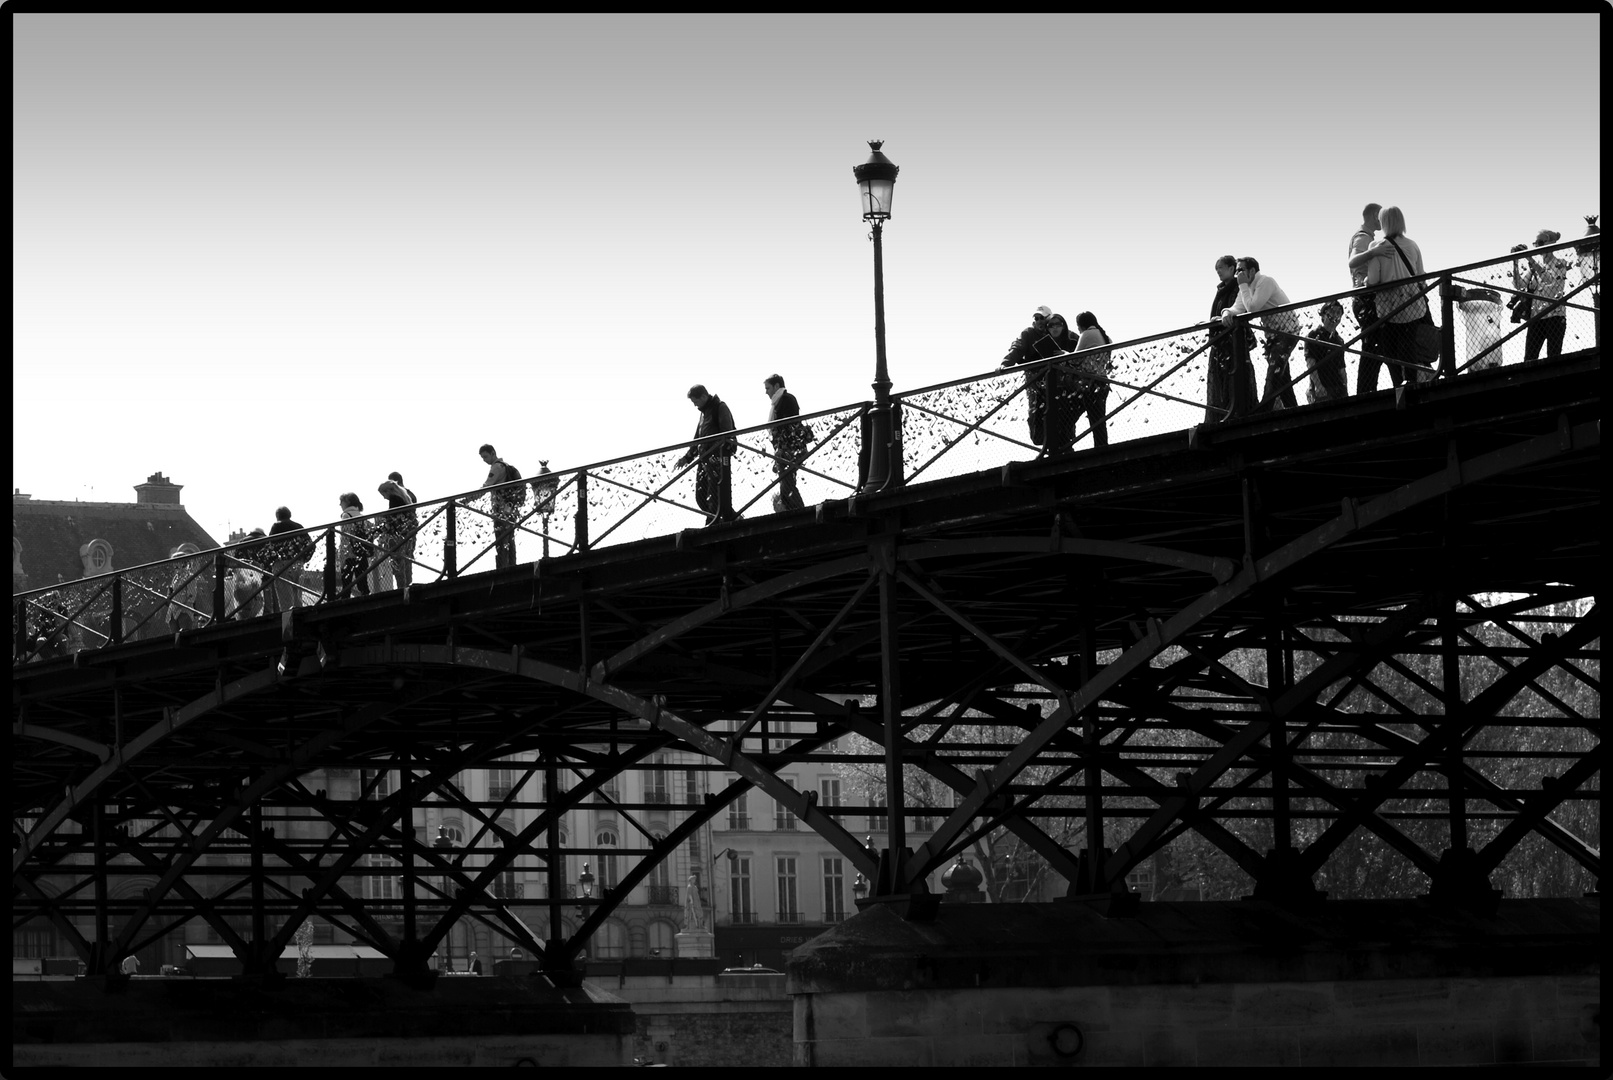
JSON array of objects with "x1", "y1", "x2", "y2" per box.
[
  {"x1": 12, "y1": 239, "x2": 1598, "y2": 661},
  {"x1": 894, "y1": 235, "x2": 1598, "y2": 480}
]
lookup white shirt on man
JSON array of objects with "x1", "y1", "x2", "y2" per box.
[{"x1": 1225, "y1": 273, "x2": 1299, "y2": 335}]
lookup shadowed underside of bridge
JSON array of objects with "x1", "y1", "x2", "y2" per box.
[{"x1": 12, "y1": 354, "x2": 1601, "y2": 981}]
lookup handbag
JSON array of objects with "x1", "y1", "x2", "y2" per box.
[{"x1": 1385, "y1": 236, "x2": 1441, "y2": 373}]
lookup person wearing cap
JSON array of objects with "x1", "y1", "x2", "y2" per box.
[
  {"x1": 676, "y1": 385, "x2": 739, "y2": 526},
  {"x1": 1514, "y1": 229, "x2": 1569, "y2": 362},
  {"x1": 1039, "y1": 313, "x2": 1083, "y2": 456},
  {"x1": 1303, "y1": 300, "x2": 1348, "y2": 405},
  {"x1": 1002, "y1": 306, "x2": 1058, "y2": 447}
]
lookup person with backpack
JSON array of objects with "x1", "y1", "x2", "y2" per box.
[{"x1": 477, "y1": 444, "x2": 524, "y2": 568}]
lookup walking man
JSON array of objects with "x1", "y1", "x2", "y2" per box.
[
  {"x1": 675, "y1": 385, "x2": 738, "y2": 526},
  {"x1": 764, "y1": 374, "x2": 809, "y2": 511}
]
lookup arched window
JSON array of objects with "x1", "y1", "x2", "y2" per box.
[
  {"x1": 647, "y1": 920, "x2": 676, "y2": 957},
  {"x1": 594, "y1": 918, "x2": 627, "y2": 959}
]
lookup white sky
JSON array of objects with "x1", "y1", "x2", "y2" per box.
[{"x1": 12, "y1": 13, "x2": 1602, "y2": 543}]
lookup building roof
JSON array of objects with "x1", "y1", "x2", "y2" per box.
[{"x1": 13, "y1": 483, "x2": 220, "y2": 594}]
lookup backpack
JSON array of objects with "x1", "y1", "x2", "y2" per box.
[{"x1": 497, "y1": 460, "x2": 525, "y2": 504}]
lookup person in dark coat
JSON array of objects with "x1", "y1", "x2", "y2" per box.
[
  {"x1": 764, "y1": 374, "x2": 809, "y2": 511},
  {"x1": 1002, "y1": 306, "x2": 1055, "y2": 446},
  {"x1": 266, "y1": 506, "x2": 311, "y2": 613},
  {"x1": 675, "y1": 385, "x2": 739, "y2": 525},
  {"x1": 1205, "y1": 256, "x2": 1257, "y2": 422},
  {"x1": 1038, "y1": 313, "x2": 1082, "y2": 456},
  {"x1": 376, "y1": 472, "x2": 418, "y2": 589}
]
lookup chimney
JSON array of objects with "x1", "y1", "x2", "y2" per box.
[{"x1": 135, "y1": 472, "x2": 183, "y2": 505}]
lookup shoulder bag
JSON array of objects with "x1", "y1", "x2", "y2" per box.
[{"x1": 1385, "y1": 236, "x2": 1441, "y2": 374}]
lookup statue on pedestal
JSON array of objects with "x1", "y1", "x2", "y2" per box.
[{"x1": 683, "y1": 871, "x2": 706, "y2": 930}]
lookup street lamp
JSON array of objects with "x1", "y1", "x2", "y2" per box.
[
  {"x1": 853, "y1": 140, "x2": 900, "y2": 494},
  {"x1": 531, "y1": 461, "x2": 558, "y2": 559},
  {"x1": 852, "y1": 872, "x2": 869, "y2": 906},
  {"x1": 576, "y1": 861, "x2": 595, "y2": 916}
]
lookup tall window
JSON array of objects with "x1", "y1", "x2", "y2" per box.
[
  {"x1": 648, "y1": 831, "x2": 673, "y2": 904},
  {"x1": 489, "y1": 768, "x2": 514, "y2": 801},
  {"x1": 729, "y1": 857, "x2": 753, "y2": 923},
  {"x1": 362, "y1": 769, "x2": 392, "y2": 801},
  {"x1": 866, "y1": 799, "x2": 886, "y2": 833},
  {"x1": 819, "y1": 777, "x2": 842, "y2": 807},
  {"x1": 776, "y1": 857, "x2": 800, "y2": 923},
  {"x1": 648, "y1": 920, "x2": 676, "y2": 956},
  {"x1": 597, "y1": 827, "x2": 619, "y2": 891},
  {"x1": 647, "y1": 755, "x2": 670, "y2": 804},
  {"x1": 822, "y1": 857, "x2": 847, "y2": 922},
  {"x1": 595, "y1": 919, "x2": 626, "y2": 960},
  {"x1": 363, "y1": 853, "x2": 400, "y2": 901},
  {"x1": 684, "y1": 769, "x2": 700, "y2": 805},
  {"x1": 774, "y1": 797, "x2": 797, "y2": 831},
  {"x1": 728, "y1": 792, "x2": 750, "y2": 829},
  {"x1": 493, "y1": 817, "x2": 520, "y2": 899}
]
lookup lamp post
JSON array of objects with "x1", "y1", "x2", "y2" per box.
[
  {"x1": 531, "y1": 461, "x2": 558, "y2": 559},
  {"x1": 853, "y1": 140, "x2": 900, "y2": 493},
  {"x1": 576, "y1": 861, "x2": 595, "y2": 915},
  {"x1": 433, "y1": 825, "x2": 457, "y2": 969}
]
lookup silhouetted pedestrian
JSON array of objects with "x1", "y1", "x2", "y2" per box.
[
  {"x1": 764, "y1": 374, "x2": 810, "y2": 511},
  {"x1": 267, "y1": 506, "x2": 311, "y2": 612},
  {"x1": 337, "y1": 492, "x2": 372, "y2": 599},
  {"x1": 1205, "y1": 256, "x2": 1256, "y2": 423},
  {"x1": 1515, "y1": 229, "x2": 1569, "y2": 362},
  {"x1": 1070, "y1": 312, "x2": 1113, "y2": 448},
  {"x1": 478, "y1": 445, "x2": 522, "y2": 568},
  {"x1": 1002, "y1": 306, "x2": 1055, "y2": 446},
  {"x1": 377, "y1": 472, "x2": 418, "y2": 589},
  {"x1": 676, "y1": 385, "x2": 738, "y2": 526}
]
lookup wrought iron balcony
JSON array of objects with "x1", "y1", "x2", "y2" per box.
[{"x1": 646, "y1": 884, "x2": 679, "y2": 906}]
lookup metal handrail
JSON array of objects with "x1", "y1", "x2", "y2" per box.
[{"x1": 14, "y1": 238, "x2": 1597, "y2": 660}]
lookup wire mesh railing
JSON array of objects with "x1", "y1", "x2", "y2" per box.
[{"x1": 13, "y1": 238, "x2": 1598, "y2": 661}]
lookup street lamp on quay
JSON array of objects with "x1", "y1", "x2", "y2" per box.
[
  {"x1": 853, "y1": 140, "x2": 900, "y2": 494},
  {"x1": 531, "y1": 461, "x2": 558, "y2": 560}
]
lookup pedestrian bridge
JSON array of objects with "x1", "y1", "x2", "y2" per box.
[{"x1": 10, "y1": 238, "x2": 1601, "y2": 991}]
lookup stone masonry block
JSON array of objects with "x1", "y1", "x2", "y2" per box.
[
  {"x1": 1295, "y1": 1024, "x2": 1419, "y2": 1067},
  {"x1": 1195, "y1": 1027, "x2": 1303, "y2": 1067},
  {"x1": 1233, "y1": 983, "x2": 1337, "y2": 1027},
  {"x1": 979, "y1": 985, "x2": 1113, "y2": 1035},
  {"x1": 1111, "y1": 982, "x2": 1234, "y2": 1029},
  {"x1": 1332, "y1": 976, "x2": 1455, "y2": 1023},
  {"x1": 801, "y1": 991, "x2": 869, "y2": 1040},
  {"x1": 1415, "y1": 1021, "x2": 1506, "y2": 1066}
]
